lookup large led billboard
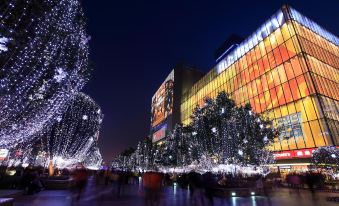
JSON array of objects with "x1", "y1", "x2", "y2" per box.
[{"x1": 151, "y1": 70, "x2": 174, "y2": 129}]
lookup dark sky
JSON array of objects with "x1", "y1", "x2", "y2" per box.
[{"x1": 81, "y1": 0, "x2": 339, "y2": 163}]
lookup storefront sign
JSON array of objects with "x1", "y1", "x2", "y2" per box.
[
  {"x1": 274, "y1": 148, "x2": 316, "y2": 160},
  {"x1": 0, "y1": 149, "x2": 9, "y2": 161}
]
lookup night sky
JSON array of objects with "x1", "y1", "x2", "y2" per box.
[{"x1": 81, "y1": 0, "x2": 339, "y2": 163}]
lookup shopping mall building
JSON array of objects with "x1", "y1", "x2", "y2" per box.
[{"x1": 150, "y1": 5, "x2": 338, "y2": 170}]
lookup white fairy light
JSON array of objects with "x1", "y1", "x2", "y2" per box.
[
  {"x1": 0, "y1": 36, "x2": 9, "y2": 53},
  {"x1": 211, "y1": 127, "x2": 217, "y2": 133},
  {"x1": 54, "y1": 68, "x2": 68, "y2": 83}
]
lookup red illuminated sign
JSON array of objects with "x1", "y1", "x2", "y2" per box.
[{"x1": 273, "y1": 148, "x2": 316, "y2": 160}]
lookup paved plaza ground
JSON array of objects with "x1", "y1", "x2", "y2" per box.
[{"x1": 9, "y1": 177, "x2": 339, "y2": 206}]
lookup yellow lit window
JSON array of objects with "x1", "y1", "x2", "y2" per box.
[
  {"x1": 281, "y1": 23, "x2": 291, "y2": 41},
  {"x1": 302, "y1": 122, "x2": 316, "y2": 148}
]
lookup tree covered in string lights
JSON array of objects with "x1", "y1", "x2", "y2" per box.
[
  {"x1": 187, "y1": 91, "x2": 277, "y2": 167},
  {"x1": 134, "y1": 137, "x2": 153, "y2": 169},
  {"x1": 113, "y1": 91, "x2": 278, "y2": 170},
  {"x1": 311, "y1": 146, "x2": 339, "y2": 170},
  {"x1": 0, "y1": 0, "x2": 91, "y2": 149},
  {"x1": 38, "y1": 93, "x2": 103, "y2": 167},
  {"x1": 84, "y1": 146, "x2": 103, "y2": 169}
]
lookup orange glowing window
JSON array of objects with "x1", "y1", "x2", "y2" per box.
[
  {"x1": 251, "y1": 49, "x2": 257, "y2": 63},
  {"x1": 239, "y1": 58, "x2": 246, "y2": 70},
  {"x1": 282, "y1": 82, "x2": 293, "y2": 103},
  {"x1": 240, "y1": 71, "x2": 245, "y2": 85},
  {"x1": 309, "y1": 120, "x2": 326, "y2": 147},
  {"x1": 275, "y1": 29, "x2": 284, "y2": 45},
  {"x1": 289, "y1": 79, "x2": 300, "y2": 100},
  {"x1": 281, "y1": 24, "x2": 291, "y2": 41},
  {"x1": 268, "y1": 52, "x2": 277, "y2": 68},
  {"x1": 246, "y1": 53, "x2": 252, "y2": 67},
  {"x1": 245, "y1": 70, "x2": 250, "y2": 84},
  {"x1": 248, "y1": 66, "x2": 255, "y2": 81},
  {"x1": 255, "y1": 97, "x2": 262, "y2": 113},
  {"x1": 267, "y1": 72, "x2": 275, "y2": 89},
  {"x1": 256, "y1": 79, "x2": 263, "y2": 95},
  {"x1": 286, "y1": 39, "x2": 297, "y2": 58},
  {"x1": 284, "y1": 61, "x2": 295, "y2": 80},
  {"x1": 296, "y1": 75, "x2": 309, "y2": 98},
  {"x1": 234, "y1": 77, "x2": 239, "y2": 91},
  {"x1": 302, "y1": 122, "x2": 316, "y2": 148},
  {"x1": 269, "y1": 87, "x2": 278, "y2": 108},
  {"x1": 264, "y1": 91, "x2": 271, "y2": 109},
  {"x1": 277, "y1": 65, "x2": 287, "y2": 83},
  {"x1": 243, "y1": 86, "x2": 248, "y2": 100},
  {"x1": 273, "y1": 47, "x2": 283, "y2": 66},
  {"x1": 287, "y1": 22, "x2": 296, "y2": 37},
  {"x1": 258, "y1": 59, "x2": 265, "y2": 75},
  {"x1": 276, "y1": 85, "x2": 286, "y2": 105},
  {"x1": 259, "y1": 41, "x2": 266, "y2": 56},
  {"x1": 264, "y1": 37, "x2": 272, "y2": 53},
  {"x1": 278, "y1": 43, "x2": 290, "y2": 62},
  {"x1": 261, "y1": 75, "x2": 268, "y2": 92},
  {"x1": 253, "y1": 64, "x2": 260, "y2": 79},
  {"x1": 255, "y1": 46, "x2": 261, "y2": 59},
  {"x1": 258, "y1": 93, "x2": 266, "y2": 111},
  {"x1": 252, "y1": 80, "x2": 258, "y2": 97},
  {"x1": 262, "y1": 55, "x2": 270, "y2": 72},
  {"x1": 291, "y1": 57, "x2": 303, "y2": 77},
  {"x1": 270, "y1": 34, "x2": 278, "y2": 49},
  {"x1": 249, "y1": 98, "x2": 255, "y2": 111},
  {"x1": 247, "y1": 83, "x2": 253, "y2": 98},
  {"x1": 271, "y1": 68, "x2": 281, "y2": 87}
]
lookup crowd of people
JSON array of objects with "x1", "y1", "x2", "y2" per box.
[
  {"x1": 286, "y1": 172, "x2": 326, "y2": 192},
  {"x1": 90, "y1": 168, "x2": 338, "y2": 205},
  {"x1": 0, "y1": 166, "x2": 46, "y2": 194},
  {"x1": 0, "y1": 164, "x2": 338, "y2": 205},
  {"x1": 91, "y1": 169, "x2": 279, "y2": 205}
]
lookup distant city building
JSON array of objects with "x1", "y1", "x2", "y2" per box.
[
  {"x1": 150, "y1": 64, "x2": 204, "y2": 142},
  {"x1": 151, "y1": 5, "x2": 339, "y2": 169}
]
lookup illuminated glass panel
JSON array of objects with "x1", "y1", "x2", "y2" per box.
[
  {"x1": 180, "y1": 8, "x2": 339, "y2": 152},
  {"x1": 289, "y1": 7, "x2": 339, "y2": 46}
]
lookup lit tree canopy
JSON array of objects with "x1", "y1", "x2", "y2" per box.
[
  {"x1": 188, "y1": 91, "x2": 278, "y2": 167},
  {"x1": 0, "y1": 0, "x2": 91, "y2": 148},
  {"x1": 41, "y1": 93, "x2": 103, "y2": 167},
  {"x1": 311, "y1": 146, "x2": 339, "y2": 169},
  {"x1": 84, "y1": 146, "x2": 103, "y2": 169},
  {"x1": 113, "y1": 91, "x2": 279, "y2": 170}
]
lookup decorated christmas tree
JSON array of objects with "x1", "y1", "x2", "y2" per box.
[{"x1": 0, "y1": 0, "x2": 91, "y2": 148}]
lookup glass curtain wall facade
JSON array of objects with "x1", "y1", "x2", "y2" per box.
[{"x1": 180, "y1": 6, "x2": 339, "y2": 152}]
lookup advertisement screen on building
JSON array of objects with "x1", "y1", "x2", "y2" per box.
[
  {"x1": 151, "y1": 70, "x2": 174, "y2": 128},
  {"x1": 152, "y1": 124, "x2": 167, "y2": 142}
]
